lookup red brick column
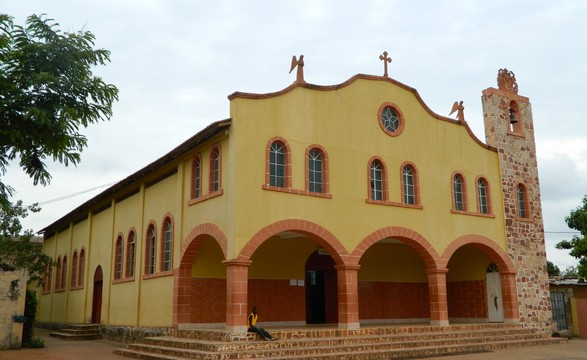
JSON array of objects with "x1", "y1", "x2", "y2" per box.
[
  {"x1": 224, "y1": 260, "x2": 251, "y2": 333},
  {"x1": 172, "y1": 267, "x2": 192, "y2": 328},
  {"x1": 335, "y1": 264, "x2": 360, "y2": 329},
  {"x1": 500, "y1": 271, "x2": 519, "y2": 322},
  {"x1": 426, "y1": 268, "x2": 449, "y2": 326}
]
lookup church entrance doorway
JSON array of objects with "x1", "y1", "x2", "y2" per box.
[
  {"x1": 486, "y1": 263, "x2": 504, "y2": 322},
  {"x1": 305, "y1": 250, "x2": 338, "y2": 324},
  {"x1": 91, "y1": 266, "x2": 103, "y2": 324}
]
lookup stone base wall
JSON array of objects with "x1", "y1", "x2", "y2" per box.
[
  {"x1": 35, "y1": 322, "x2": 171, "y2": 343},
  {"x1": 100, "y1": 325, "x2": 170, "y2": 343}
]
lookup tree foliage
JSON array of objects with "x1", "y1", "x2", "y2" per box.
[
  {"x1": 547, "y1": 260, "x2": 560, "y2": 277},
  {"x1": 556, "y1": 195, "x2": 587, "y2": 279},
  {"x1": 0, "y1": 196, "x2": 53, "y2": 284},
  {"x1": 0, "y1": 13, "x2": 119, "y2": 197},
  {"x1": 0, "y1": 14, "x2": 116, "y2": 284}
]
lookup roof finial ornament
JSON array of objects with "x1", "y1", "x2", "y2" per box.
[
  {"x1": 497, "y1": 68, "x2": 518, "y2": 94},
  {"x1": 289, "y1": 55, "x2": 305, "y2": 84},
  {"x1": 379, "y1": 51, "x2": 392, "y2": 77},
  {"x1": 449, "y1": 101, "x2": 465, "y2": 122}
]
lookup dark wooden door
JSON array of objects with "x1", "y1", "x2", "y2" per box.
[{"x1": 91, "y1": 266, "x2": 103, "y2": 324}]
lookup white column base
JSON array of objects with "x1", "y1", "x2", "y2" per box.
[
  {"x1": 338, "y1": 322, "x2": 360, "y2": 329},
  {"x1": 225, "y1": 325, "x2": 247, "y2": 333},
  {"x1": 430, "y1": 320, "x2": 449, "y2": 326}
]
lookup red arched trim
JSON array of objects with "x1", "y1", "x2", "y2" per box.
[
  {"x1": 305, "y1": 144, "x2": 330, "y2": 194},
  {"x1": 160, "y1": 213, "x2": 175, "y2": 272},
  {"x1": 367, "y1": 156, "x2": 389, "y2": 201},
  {"x1": 179, "y1": 223, "x2": 228, "y2": 267},
  {"x1": 450, "y1": 171, "x2": 468, "y2": 212},
  {"x1": 441, "y1": 234, "x2": 515, "y2": 274},
  {"x1": 236, "y1": 219, "x2": 350, "y2": 266},
  {"x1": 400, "y1": 161, "x2": 420, "y2": 205},
  {"x1": 265, "y1": 137, "x2": 292, "y2": 188},
  {"x1": 352, "y1": 226, "x2": 441, "y2": 270},
  {"x1": 174, "y1": 223, "x2": 228, "y2": 327}
]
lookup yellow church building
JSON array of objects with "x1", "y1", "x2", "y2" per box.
[{"x1": 37, "y1": 57, "x2": 552, "y2": 336}]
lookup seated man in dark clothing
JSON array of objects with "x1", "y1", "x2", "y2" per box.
[{"x1": 247, "y1": 306, "x2": 276, "y2": 341}]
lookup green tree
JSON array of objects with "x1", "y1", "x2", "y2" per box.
[
  {"x1": 0, "y1": 14, "x2": 117, "y2": 283},
  {"x1": 556, "y1": 195, "x2": 587, "y2": 279},
  {"x1": 561, "y1": 266, "x2": 578, "y2": 279},
  {"x1": 0, "y1": 196, "x2": 53, "y2": 284},
  {"x1": 0, "y1": 13, "x2": 119, "y2": 197},
  {"x1": 547, "y1": 260, "x2": 560, "y2": 277}
]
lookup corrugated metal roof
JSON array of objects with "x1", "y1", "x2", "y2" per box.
[
  {"x1": 39, "y1": 119, "x2": 231, "y2": 237},
  {"x1": 549, "y1": 278, "x2": 587, "y2": 286}
]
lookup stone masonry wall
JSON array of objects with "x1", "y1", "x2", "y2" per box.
[{"x1": 482, "y1": 86, "x2": 553, "y2": 333}]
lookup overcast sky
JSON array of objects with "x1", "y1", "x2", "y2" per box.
[{"x1": 4, "y1": 1, "x2": 586, "y2": 270}]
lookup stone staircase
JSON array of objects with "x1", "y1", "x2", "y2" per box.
[
  {"x1": 115, "y1": 323, "x2": 566, "y2": 359},
  {"x1": 49, "y1": 323, "x2": 102, "y2": 341}
]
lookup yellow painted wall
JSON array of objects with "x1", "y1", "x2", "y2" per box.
[
  {"x1": 51, "y1": 229, "x2": 71, "y2": 322},
  {"x1": 109, "y1": 281, "x2": 140, "y2": 325},
  {"x1": 86, "y1": 207, "x2": 114, "y2": 323},
  {"x1": 65, "y1": 219, "x2": 89, "y2": 323},
  {"x1": 180, "y1": 135, "x2": 231, "y2": 254},
  {"x1": 191, "y1": 238, "x2": 226, "y2": 278},
  {"x1": 571, "y1": 298, "x2": 579, "y2": 337},
  {"x1": 249, "y1": 237, "x2": 318, "y2": 279},
  {"x1": 39, "y1": 236, "x2": 56, "y2": 322},
  {"x1": 446, "y1": 245, "x2": 493, "y2": 281},
  {"x1": 358, "y1": 242, "x2": 426, "y2": 282},
  {"x1": 138, "y1": 276, "x2": 173, "y2": 327},
  {"x1": 108, "y1": 192, "x2": 142, "y2": 325},
  {"x1": 228, "y1": 78, "x2": 506, "y2": 260}
]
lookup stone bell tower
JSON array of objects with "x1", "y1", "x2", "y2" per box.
[{"x1": 482, "y1": 69, "x2": 553, "y2": 332}]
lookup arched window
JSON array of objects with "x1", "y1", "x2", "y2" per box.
[
  {"x1": 78, "y1": 249, "x2": 85, "y2": 287},
  {"x1": 44, "y1": 265, "x2": 52, "y2": 293},
  {"x1": 269, "y1": 141, "x2": 287, "y2": 187},
  {"x1": 145, "y1": 225, "x2": 156, "y2": 275},
  {"x1": 209, "y1": 145, "x2": 221, "y2": 193},
  {"x1": 369, "y1": 159, "x2": 386, "y2": 201},
  {"x1": 55, "y1": 257, "x2": 62, "y2": 290},
  {"x1": 71, "y1": 251, "x2": 78, "y2": 287},
  {"x1": 192, "y1": 155, "x2": 202, "y2": 199},
  {"x1": 477, "y1": 177, "x2": 491, "y2": 214},
  {"x1": 126, "y1": 231, "x2": 136, "y2": 278},
  {"x1": 307, "y1": 147, "x2": 327, "y2": 193},
  {"x1": 402, "y1": 164, "x2": 418, "y2": 205},
  {"x1": 161, "y1": 218, "x2": 173, "y2": 272},
  {"x1": 114, "y1": 235, "x2": 123, "y2": 280},
  {"x1": 517, "y1": 183, "x2": 529, "y2": 218},
  {"x1": 61, "y1": 256, "x2": 67, "y2": 290},
  {"x1": 453, "y1": 173, "x2": 466, "y2": 211}
]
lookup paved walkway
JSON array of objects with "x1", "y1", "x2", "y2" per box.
[{"x1": 0, "y1": 328, "x2": 584, "y2": 359}]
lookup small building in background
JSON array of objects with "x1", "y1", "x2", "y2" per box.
[{"x1": 550, "y1": 278, "x2": 587, "y2": 338}]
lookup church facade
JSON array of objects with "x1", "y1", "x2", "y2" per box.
[{"x1": 37, "y1": 60, "x2": 552, "y2": 334}]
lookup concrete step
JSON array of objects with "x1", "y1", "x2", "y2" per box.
[
  {"x1": 117, "y1": 337, "x2": 567, "y2": 360},
  {"x1": 138, "y1": 329, "x2": 547, "y2": 353},
  {"x1": 49, "y1": 331, "x2": 102, "y2": 341},
  {"x1": 49, "y1": 323, "x2": 101, "y2": 341},
  {"x1": 115, "y1": 324, "x2": 568, "y2": 360}
]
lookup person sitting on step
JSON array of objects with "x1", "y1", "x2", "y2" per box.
[{"x1": 247, "y1": 306, "x2": 276, "y2": 341}]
